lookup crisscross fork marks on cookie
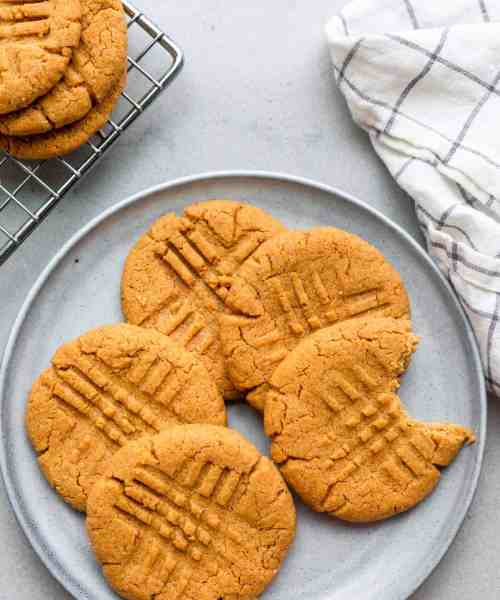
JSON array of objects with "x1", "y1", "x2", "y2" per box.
[
  {"x1": 129, "y1": 460, "x2": 257, "y2": 548},
  {"x1": 157, "y1": 228, "x2": 268, "y2": 304},
  {"x1": 50, "y1": 353, "x2": 179, "y2": 447},
  {"x1": 320, "y1": 385, "x2": 432, "y2": 513},
  {"x1": 256, "y1": 274, "x2": 389, "y2": 369},
  {"x1": 55, "y1": 367, "x2": 136, "y2": 434},
  {"x1": 65, "y1": 358, "x2": 165, "y2": 430},
  {"x1": 323, "y1": 435, "x2": 429, "y2": 512},
  {"x1": 155, "y1": 459, "x2": 247, "y2": 517},
  {"x1": 116, "y1": 489, "x2": 199, "y2": 558},
  {"x1": 134, "y1": 466, "x2": 223, "y2": 537},
  {"x1": 0, "y1": 1, "x2": 52, "y2": 38},
  {"x1": 113, "y1": 466, "x2": 250, "y2": 570},
  {"x1": 272, "y1": 271, "x2": 388, "y2": 332},
  {"x1": 301, "y1": 364, "x2": 423, "y2": 511},
  {"x1": 179, "y1": 459, "x2": 263, "y2": 539},
  {"x1": 49, "y1": 373, "x2": 129, "y2": 447},
  {"x1": 76, "y1": 352, "x2": 182, "y2": 424}
]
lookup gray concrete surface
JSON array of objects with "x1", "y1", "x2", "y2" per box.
[{"x1": 0, "y1": 1, "x2": 497, "y2": 598}]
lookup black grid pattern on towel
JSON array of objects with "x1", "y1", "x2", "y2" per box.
[{"x1": 334, "y1": 0, "x2": 499, "y2": 394}]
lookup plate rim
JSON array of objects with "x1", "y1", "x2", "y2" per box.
[{"x1": 0, "y1": 169, "x2": 487, "y2": 600}]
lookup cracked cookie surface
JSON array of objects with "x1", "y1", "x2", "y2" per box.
[
  {"x1": 0, "y1": 0, "x2": 127, "y2": 136},
  {"x1": 26, "y1": 324, "x2": 226, "y2": 512},
  {"x1": 264, "y1": 318, "x2": 475, "y2": 522},
  {"x1": 87, "y1": 424, "x2": 296, "y2": 600},
  {"x1": 0, "y1": 0, "x2": 82, "y2": 115},
  {"x1": 0, "y1": 69, "x2": 126, "y2": 158},
  {"x1": 121, "y1": 201, "x2": 286, "y2": 401},
  {"x1": 218, "y1": 227, "x2": 411, "y2": 411}
]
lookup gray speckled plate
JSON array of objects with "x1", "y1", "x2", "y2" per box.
[{"x1": 0, "y1": 172, "x2": 486, "y2": 600}]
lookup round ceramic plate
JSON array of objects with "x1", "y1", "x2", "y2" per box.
[{"x1": 0, "y1": 172, "x2": 486, "y2": 600}]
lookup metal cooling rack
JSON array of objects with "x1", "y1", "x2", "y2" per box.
[{"x1": 0, "y1": 1, "x2": 183, "y2": 266}]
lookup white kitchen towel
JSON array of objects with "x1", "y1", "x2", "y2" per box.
[{"x1": 326, "y1": 0, "x2": 500, "y2": 396}]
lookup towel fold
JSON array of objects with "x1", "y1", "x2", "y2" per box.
[{"x1": 326, "y1": 0, "x2": 500, "y2": 396}]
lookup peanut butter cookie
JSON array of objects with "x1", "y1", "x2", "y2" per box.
[
  {"x1": 0, "y1": 69, "x2": 125, "y2": 158},
  {"x1": 219, "y1": 227, "x2": 411, "y2": 411},
  {"x1": 0, "y1": 0, "x2": 127, "y2": 136},
  {"x1": 26, "y1": 324, "x2": 226, "y2": 512},
  {"x1": 121, "y1": 201, "x2": 286, "y2": 401},
  {"x1": 264, "y1": 318, "x2": 475, "y2": 522},
  {"x1": 87, "y1": 425, "x2": 296, "y2": 600},
  {"x1": 0, "y1": 0, "x2": 82, "y2": 114}
]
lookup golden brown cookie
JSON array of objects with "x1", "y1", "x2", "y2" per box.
[
  {"x1": 0, "y1": 0, "x2": 127, "y2": 136},
  {"x1": 26, "y1": 324, "x2": 226, "y2": 512},
  {"x1": 219, "y1": 227, "x2": 411, "y2": 411},
  {"x1": 0, "y1": 0, "x2": 82, "y2": 114},
  {"x1": 121, "y1": 201, "x2": 286, "y2": 401},
  {"x1": 264, "y1": 318, "x2": 475, "y2": 523},
  {"x1": 0, "y1": 68, "x2": 125, "y2": 159},
  {"x1": 87, "y1": 425, "x2": 296, "y2": 600}
]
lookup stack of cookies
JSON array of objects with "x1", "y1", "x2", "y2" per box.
[
  {"x1": 0, "y1": 0, "x2": 127, "y2": 159},
  {"x1": 26, "y1": 200, "x2": 475, "y2": 599}
]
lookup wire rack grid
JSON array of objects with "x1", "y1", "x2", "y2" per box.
[{"x1": 0, "y1": 1, "x2": 183, "y2": 267}]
